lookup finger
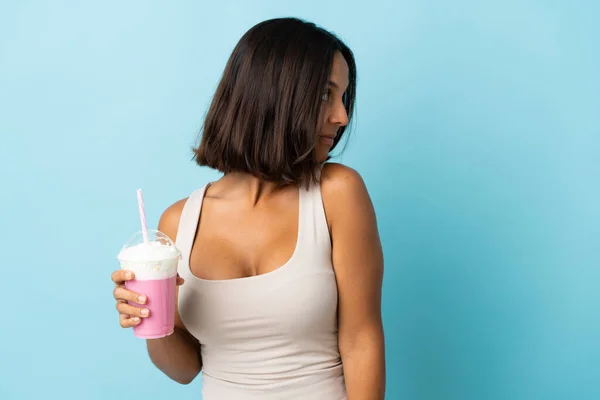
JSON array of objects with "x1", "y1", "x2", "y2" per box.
[
  {"x1": 119, "y1": 313, "x2": 141, "y2": 328},
  {"x1": 111, "y1": 270, "x2": 135, "y2": 285},
  {"x1": 176, "y1": 275, "x2": 185, "y2": 286},
  {"x1": 113, "y1": 286, "x2": 147, "y2": 304},
  {"x1": 116, "y1": 302, "x2": 150, "y2": 318}
]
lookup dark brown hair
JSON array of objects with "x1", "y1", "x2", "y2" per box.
[{"x1": 193, "y1": 17, "x2": 356, "y2": 185}]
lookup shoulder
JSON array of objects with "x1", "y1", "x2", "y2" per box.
[
  {"x1": 321, "y1": 162, "x2": 369, "y2": 203},
  {"x1": 158, "y1": 198, "x2": 188, "y2": 242},
  {"x1": 320, "y1": 162, "x2": 374, "y2": 229},
  {"x1": 158, "y1": 184, "x2": 212, "y2": 239}
]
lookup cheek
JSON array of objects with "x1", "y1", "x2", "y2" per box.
[{"x1": 317, "y1": 106, "x2": 328, "y2": 131}]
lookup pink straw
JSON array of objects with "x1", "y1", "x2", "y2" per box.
[{"x1": 137, "y1": 189, "x2": 149, "y2": 244}]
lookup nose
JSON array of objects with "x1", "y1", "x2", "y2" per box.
[{"x1": 328, "y1": 102, "x2": 349, "y2": 127}]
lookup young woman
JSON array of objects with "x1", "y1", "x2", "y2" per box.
[{"x1": 111, "y1": 17, "x2": 386, "y2": 399}]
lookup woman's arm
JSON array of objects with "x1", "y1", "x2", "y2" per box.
[
  {"x1": 322, "y1": 163, "x2": 386, "y2": 400},
  {"x1": 146, "y1": 200, "x2": 203, "y2": 384}
]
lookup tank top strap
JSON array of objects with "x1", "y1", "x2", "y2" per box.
[
  {"x1": 298, "y1": 175, "x2": 331, "y2": 251},
  {"x1": 175, "y1": 184, "x2": 210, "y2": 271}
]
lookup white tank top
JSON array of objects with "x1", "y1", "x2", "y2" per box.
[{"x1": 175, "y1": 182, "x2": 346, "y2": 399}]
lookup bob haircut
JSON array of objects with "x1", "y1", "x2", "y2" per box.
[{"x1": 193, "y1": 17, "x2": 356, "y2": 186}]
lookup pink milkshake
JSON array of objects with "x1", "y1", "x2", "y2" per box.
[{"x1": 118, "y1": 229, "x2": 181, "y2": 339}]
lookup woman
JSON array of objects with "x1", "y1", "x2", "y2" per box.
[{"x1": 111, "y1": 17, "x2": 385, "y2": 399}]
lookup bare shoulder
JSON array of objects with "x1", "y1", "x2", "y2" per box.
[
  {"x1": 321, "y1": 163, "x2": 366, "y2": 191},
  {"x1": 321, "y1": 162, "x2": 370, "y2": 204},
  {"x1": 158, "y1": 198, "x2": 188, "y2": 242},
  {"x1": 320, "y1": 162, "x2": 375, "y2": 229}
]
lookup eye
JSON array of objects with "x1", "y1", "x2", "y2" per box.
[{"x1": 322, "y1": 88, "x2": 331, "y2": 102}]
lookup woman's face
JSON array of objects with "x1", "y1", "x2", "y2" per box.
[{"x1": 316, "y1": 51, "x2": 350, "y2": 163}]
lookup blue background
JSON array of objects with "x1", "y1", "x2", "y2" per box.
[{"x1": 1, "y1": 1, "x2": 598, "y2": 399}]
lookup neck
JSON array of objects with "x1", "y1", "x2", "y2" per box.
[{"x1": 217, "y1": 172, "x2": 288, "y2": 206}]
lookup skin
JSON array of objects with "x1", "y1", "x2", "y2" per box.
[{"x1": 111, "y1": 51, "x2": 386, "y2": 398}]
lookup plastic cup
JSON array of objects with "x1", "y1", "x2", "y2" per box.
[{"x1": 117, "y1": 229, "x2": 181, "y2": 339}]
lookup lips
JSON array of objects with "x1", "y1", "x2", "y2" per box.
[{"x1": 319, "y1": 135, "x2": 335, "y2": 146}]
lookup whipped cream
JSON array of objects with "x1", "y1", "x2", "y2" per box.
[{"x1": 117, "y1": 241, "x2": 180, "y2": 280}]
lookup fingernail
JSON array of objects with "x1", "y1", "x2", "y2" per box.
[
  {"x1": 141, "y1": 309, "x2": 149, "y2": 316},
  {"x1": 126, "y1": 272, "x2": 132, "y2": 279},
  {"x1": 138, "y1": 295, "x2": 146, "y2": 304},
  {"x1": 132, "y1": 317, "x2": 140, "y2": 323}
]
